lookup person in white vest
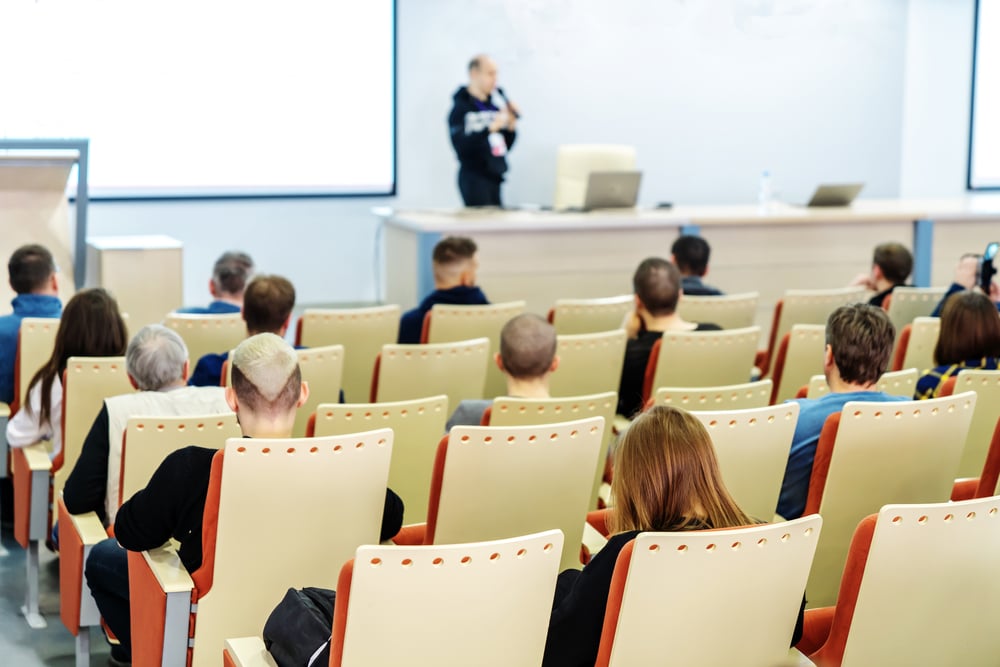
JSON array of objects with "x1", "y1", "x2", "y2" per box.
[{"x1": 62, "y1": 324, "x2": 232, "y2": 529}]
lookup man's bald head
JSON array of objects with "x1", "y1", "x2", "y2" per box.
[
  {"x1": 633, "y1": 257, "x2": 682, "y2": 316},
  {"x1": 499, "y1": 314, "x2": 557, "y2": 379},
  {"x1": 467, "y1": 54, "x2": 498, "y2": 98}
]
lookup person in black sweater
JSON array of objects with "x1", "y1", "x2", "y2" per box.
[
  {"x1": 397, "y1": 236, "x2": 490, "y2": 344},
  {"x1": 848, "y1": 242, "x2": 913, "y2": 309},
  {"x1": 671, "y1": 235, "x2": 724, "y2": 296},
  {"x1": 543, "y1": 406, "x2": 805, "y2": 666},
  {"x1": 448, "y1": 54, "x2": 518, "y2": 207},
  {"x1": 617, "y1": 258, "x2": 722, "y2": 417},
  {"x1": 85, "y1": 333, "x2": 403, "y2": 666}
]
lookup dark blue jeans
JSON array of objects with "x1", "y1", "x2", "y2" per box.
[{"x1": 85, "y1": 537, "x2": 132, "y2": 661}]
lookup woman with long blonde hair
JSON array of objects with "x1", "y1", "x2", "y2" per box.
[{"x1": 543, "y1": 405, "x2": 798, "y2": 666}]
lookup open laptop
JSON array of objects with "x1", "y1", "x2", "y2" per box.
[
  {"x1": 582, "y1": 171, "x2": 642, "y2": 210},
  {"x1": 805, "y1": 183, "x2": 864, "y2": 207}
]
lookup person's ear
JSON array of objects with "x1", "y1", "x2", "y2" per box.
[
  {"x1": 494, "y1": 352, "x2": 505, "y2": 373},
  {"x1": 127, "y1": 374, "x2": 139, "y2": 391},
  {"x1": 279, "y1": 315, "x2": 291, "y2": 337},
  {"x1": 50, "y1": 273, "x2": 59, "y2": 294},
  {"x1": 181, "y1": 360, "x2": 190, "y2": 382},
  {"x1": 872, "y1": 265, "x2": 884, "y2": 282},
  {"x1": 296, "y1": 381, "x2": 310, "y2": 408},
  {"x1": 823, "y1": 344, "x2": 835, "y2": 371},
  {"x1": 225, "y1": 386, "x2": 239, "y2": 412},
  {"x1": 209, "y1": 279, "x2": 218, "y2": 298},
  {"x1": 549, "y1": 355, "x2": 560, "y2": 374}
]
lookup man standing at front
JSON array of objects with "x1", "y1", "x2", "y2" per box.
[{"x1": 448, "y1": 54, "x2": 519, "y2": 207}]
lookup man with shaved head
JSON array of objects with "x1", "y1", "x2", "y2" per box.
[
  {"x1": 85, "y1": 333, "x2": 404, "y2": 665},
  {"x1": 446, "y1": 313, "x2": 559, "y2": 429},
  {"x1": 448, "y1": 53, "x2": 519, "y2": 207}
]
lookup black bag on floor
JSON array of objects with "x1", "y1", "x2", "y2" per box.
[{"x1": 263, "y1": 587, "x2": 336, "y2": 667}]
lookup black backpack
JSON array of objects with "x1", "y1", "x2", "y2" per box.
[{"x1": 263, "y1": 587, "x2": 336, "y2": 667}]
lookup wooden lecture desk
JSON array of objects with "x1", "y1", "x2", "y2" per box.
[{"x1": 379, "y1": 196, "x2": 1000, "y2": 336}]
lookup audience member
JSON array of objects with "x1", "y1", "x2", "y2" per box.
[
  {"x1": 445, "y1": 313, "x2": 558, "y2": 429},
  {"x1": 0, "y1": 244, "x2": 62, "y2": 405},
  {"x1": 187, "y1": 274, "x2": 295, "y2": 387},
  {"x1": 542, "y1": 405, "x2": 802, "y2": 666},
  {"x1": 6, "y1": 289, "x2": 127, "y2": 460},
  {"x1": 176, "y1": 251, "x2": 254, "y2": 315},
  {"x1": 777, "y1": 304, "x2": 903, "y2": 520},
  {"x1": 398, "y1": 236, "x2": 489, "y2": 344},
  {"x1": 85, "y1": 333, "x2": 404, "y2": 665},
  {"x1": 617, "y1": 258, "x2": 721, "y2": 417},
  {"x1": 916, "y1": 291, "x2": 1000, "y2": 398},
  {"x1": 850, "y1": 242, "x2": 913, "y2": 308},
  {"x1": 671, "y1": 234, "x2": 723, "y2": 296},
  {"x1": 63, "y1": 325, "x2": 232, "y2": 527},
  {"x1": 931, "y1": 253, "x2": 1000, "y2": 317}
]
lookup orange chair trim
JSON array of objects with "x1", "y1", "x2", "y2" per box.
[
  {"x1": 938, "y1": 376, "x2": 957, "y2": 397},
  {"x1": 769, "y1": 332, "x2": 792, "y2": 404},
  {"x1": 369, "y1": 354, "x2": 382, "y2": 403},
  {"x1": 58, "y1": 498, "x2": 86, "y2": 635},
  {"x1": 891, "y1": 324, "x2": 911, "y2": 372},
  {"x1": 191, "y1": 449, "x2": 226, "y2": 597},
  {"x1": 640, "y1": 338, "x2": 663, "y2": 406},
  {"x1": 480, "y1": 406, "x2": 492, "y2": 426},
  {"x1": 587, "y1": 509, "x2": 612, "y2": 539},
  {"x1": 423, "y1": 435, "x2": 450, "y2": 545},
  {"x1": 594, "y1": 538, "x2": 636, "y2": 667},
  {"x1": 294, "y1": 317, "x2": 304, "y2": 347},
  {"x1": 330, "y1": 557, "x2": 356, "y2": 667},
  {"x1": 795, "y1": 385, "x2": 809, "y2": 399},
  {"x1": 546, "y1": 308, "x2": 555, "y2": 324},
  {"x1": 974, "y1": 417, "x2": 1000, "y2": 498},
  {"x1": 128, "y1": 549, "x2": 170, "y2": 667},
  {"x1": 420, "y1": 311, "x2": 432, "y2": 345},
  {"x1": 761, "y1": 299, "x2": 785, "y2": 378},
  {"x1": 305, "y1": 412, "x2": 317, "y2": 438},
  {"x1": 803, "y1": 413, "x2": 842, "y2": 516},
  {"x1": 13, "y1": 448, "x2": 33, "y2": 549}
]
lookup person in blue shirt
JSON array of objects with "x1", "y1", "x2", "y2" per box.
[
  {"x1": 187, "y1": 274, "x2": 295, "y2": 387},
  {"x1": 397, "y1": 236, "x2": 489, "y2": 344},
  {"x1": 777, "y1": 303, "x2": 906, "y2": 520},
  {"x1": 0, "y1": 245, "x2": 62, "y2": 405},
  {"x1": 175, "y1": 251, "x2": 254, "y2": 315}
]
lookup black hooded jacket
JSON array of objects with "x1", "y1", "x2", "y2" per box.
[{"x1": 447, "y1": 86, "x2": 516, "y2": 180}]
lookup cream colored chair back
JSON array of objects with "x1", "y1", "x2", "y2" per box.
[
  {"x1": 553, "y1": 144, "x2": 637, "y2": 210},
  {"x1": 952, "y1": 369, "x2": 1000, "y2": 479},
  {"x1": 692, "y1": 403, "x2": 799, "y2": 520},
  {"x1": 339, "y1": 530, "x2": 563, "y2": 667},
  {"x1": 164, "y1": 313, "x2": 245, "y2": 366},
  {"x1": 604, "y1": 517, "x2": 822, "y2": 667},
  {"x1": 650, "y1": 326, "x2": 759, "y2": 390},
  {"x1": 489, "y1": 392, "x2": 617, "y2": 510},
  {"x1": 806, "y1": 368, "x2": 918, "y2": 400},
  {"x1": 773, "y1": 324, "x2": 826, "y2": 404},
  {"x1": 312, "y1": 395, "x2": 449, "y2": 523},
  {"x1": 374, "y1": 339, "x2": 489, "y2": 408},
  {"x1": 885, "y1": 286, "x2": 947, "y2": 339},
  {"x1": 56, "y1": 357, "x2": 134, "y2": 492},
  {"x1": 120, "y1": 414, "x2": 240, "y2": 505},
  {"x1": 297, "y1": 305, "x2": 402, "y2": 402},
  {"x1": 435, "y1": 417, "x2": 604, "y2": 571},
  {"x1": 839, "y1": 498, "x2": 1000, "y2": 666},
  {"x1": 676, "y1": 292, "x2": 759, "y2": 330},
  {"x1": 653, "y1": 380, "x2": 772, "y2": 411},
  {"x1": 17, "y1": 317, "x2": 59, "y2": 408},
  {"x1": 901, "y1": 316, "x2": 940, "y2": 373},
  {"x1": 293, "y1": 345, "x2": 344, "y2": 438},
  {"x1": 772, "y1": 287, "x2": 867, "y2": 361},
  {"x1": 426, "y1": 301, "x2": 526, "y2": 399},
  {"x1": 192, "y1": 432, "x2": 392, "y2": 667},
  {"x1": 807, "y1": 393, "x2": 976, "y2": 608},
  {"x1": 550, "y1": 295, "x2": 631, "y2": 335},
  {"x1": 550, "y1": 330, "x2": 627, "y2": 397}
]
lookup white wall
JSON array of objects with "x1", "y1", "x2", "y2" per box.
[{"x1": 80, "y1": 0, "x2": 976, "y2": 308}]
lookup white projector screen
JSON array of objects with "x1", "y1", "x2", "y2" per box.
[
  {"x1": 0, "y1": 0, "x2": 395, "y2": 198},
  {"x1": 970, "y1": 0, "x2": 1000, "y2": 189}
]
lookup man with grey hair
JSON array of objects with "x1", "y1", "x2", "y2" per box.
[
  {"x1": 175, "y1": 250, "x2": 254, "y2": 314},
  {"x1": 446, "y1": 313, "x2": 559, "y2": 429},
  {"x1": 84, "y1": 333, "x2": 403, "y2": 665},
  {"x1": 63, "y1": 324, "x2": 232, "y2": 527}
]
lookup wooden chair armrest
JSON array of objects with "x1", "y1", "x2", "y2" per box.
[
  {"x1": 13, "y1": 444, "x2": 53, "y2": 548},
  {"x1": 22, "y1": 442, "x2": 53, "y2": 472},
  {"x1": 786, "y1": 648, "x2": 817, "y2": 666},
  {"x1": 59, "y1": 498, "x2": 107, "y2": 633},
  {"x1": 142, "y1": 544, "x2": 195, "y2": 593},
  {"x1": 0, "y1": 401, "x2": 9, "y2": 418},
  {"x1": 392, "y1": 523, "x2": 427, "y2": 545},
  {"x1": 129, "y1": 545, "x2": 195, "y2": 667},
  {"x1": 224, "y1": 637, "x2": 279, "y2": 667}
]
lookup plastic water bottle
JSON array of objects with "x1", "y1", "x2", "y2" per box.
[{"x1": 758, "y1": 170, "x2": 773, "y2": 209}]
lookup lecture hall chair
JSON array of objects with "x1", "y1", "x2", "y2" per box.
[
  {"x1": 370, "y1": 338, "x2": 489, "y2": 409},
  {"x1": 647, "y1": 379, "x2": 773, "y2": 412},
  {"x1": 800, "y1": 368, "x2": 918, "y2": 400},
  {"x1": 547, "y1": 294, "x2": 632, "y2": 335},
  {"x1": 127, "y1": 432, "x2": 393, "y2": 667},
  {"x1": 801, "y1": 393, "x2": 976, "y2": 608},
  {"x1": 769, "y1": 324, "x2": 826, "y2": 404},
  {"x1": 642, "y1": 327, "x2": 760, "y2": 403},
  {"x1": 596, "y1": 516, "x2": 823, "y2": 667},
  {"x1": 890, "y1": 316, "x2": 939, "y2": 372},
  {"x1": 223, "y1": 530, "x2": 564, "y2": 667},
  {"x1": 676, "y1": 291, "x2": 760, "y2": 331},
  {"x1": 800, "y1": 498, "x2": 1000, "y2": 666},
  {"x1": 163, "y1": 312, "x2": 245, "y2": 368},
  {"x1": 549, "y1": 330, "x2": 627, "y2": 398}
]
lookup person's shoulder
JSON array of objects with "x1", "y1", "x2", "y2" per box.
[
  {"x1": 162, "y1": 445, "x2": 218, "y2": 472},
  {"x1": 174, "y1": 306, "x2": 210, "y2": 315},
  {"x1": 694, "y1": 322, "x2": 723, "y2": 331}
]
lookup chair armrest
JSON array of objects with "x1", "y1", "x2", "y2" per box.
[
  {"x1": 13, "y1": 444, "x2": 53, "y2": 548},
  {"x1": 392, "y1": 523, "x2": 427, "y2": 545},
  {"x1": 785, "y1": 648, "x2": 817, "y2": 666},
  {"x1": 129, "y1": 546, "x2": 195, "y2": 667},
  {"x1": 951, "y1": 477, "x2": 980, "y2": 502},
  {"x1": 58, "y1": 498, "x2": 107, "y2": 633},
  {"x1": 586, "y1": 508, "x2": 613, "y2": 538},
  {"x1": 0, "y1": 402, "x2": 9, "y2": 419},
  {"x1": 21, "y1": 442, "x2": 53, "y2": 471},
  {"x1": 582, "y1": 520, "x2": 609, "y2": 559},
  {"x1": 224, "y1": 637, "x2": 279, "y2": 667},
  {"x1": 797, "y1": 606, "x2": 835, "y2": 657}
]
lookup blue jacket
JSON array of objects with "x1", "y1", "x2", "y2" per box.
[
  {"x1": 174, "y1": 301, "x2": 241, "y2": 315},
  {"x1": 0, "y1": 294, "x2": 62, "y2": 404},
  {"x1": 397, "y1": 285, "x2": 489, "y2": 344}
]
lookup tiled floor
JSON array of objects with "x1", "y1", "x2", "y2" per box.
[{"x1": 0, "y1": 522, "x2": 112, "y2": 667}]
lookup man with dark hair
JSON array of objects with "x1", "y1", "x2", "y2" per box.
[
  {"x1": 671, "y1": 235, "x2": 723, "y2": 296},
  {"x1": 776, "y1": 303, "x2": 905, "y2": 520},
  {"x1": 448, "y1": 54, "x2": 518, "y2": 207},
  {"x1": 617, "y1": 258, "x2": 721, "y2": 417},
  {"x1": 0, "y1": 244, "x2": 62, "y2": 404},
  {"x1": 84, "y1": 333, "x2": 404, "y2": 665},
  {"x1": 398, "y1": 236, "x2": 490, "y2": 344},
  {"x1": 188, "y1": 274, "x2": 296, "y2": 386},
  {"x1": 850, "y1": 242, "x2": 913, "y2": 308},
  {"x1": 446, "y1": 314, "x2": 559, "y2": 429},
  {"x1": 176, "y1": 251, "x2": 254, "y2": 315}
]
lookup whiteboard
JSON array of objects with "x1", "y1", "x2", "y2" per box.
[{"x1": 970, "y1": 0, "x2": 1000, "y2": 189}]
